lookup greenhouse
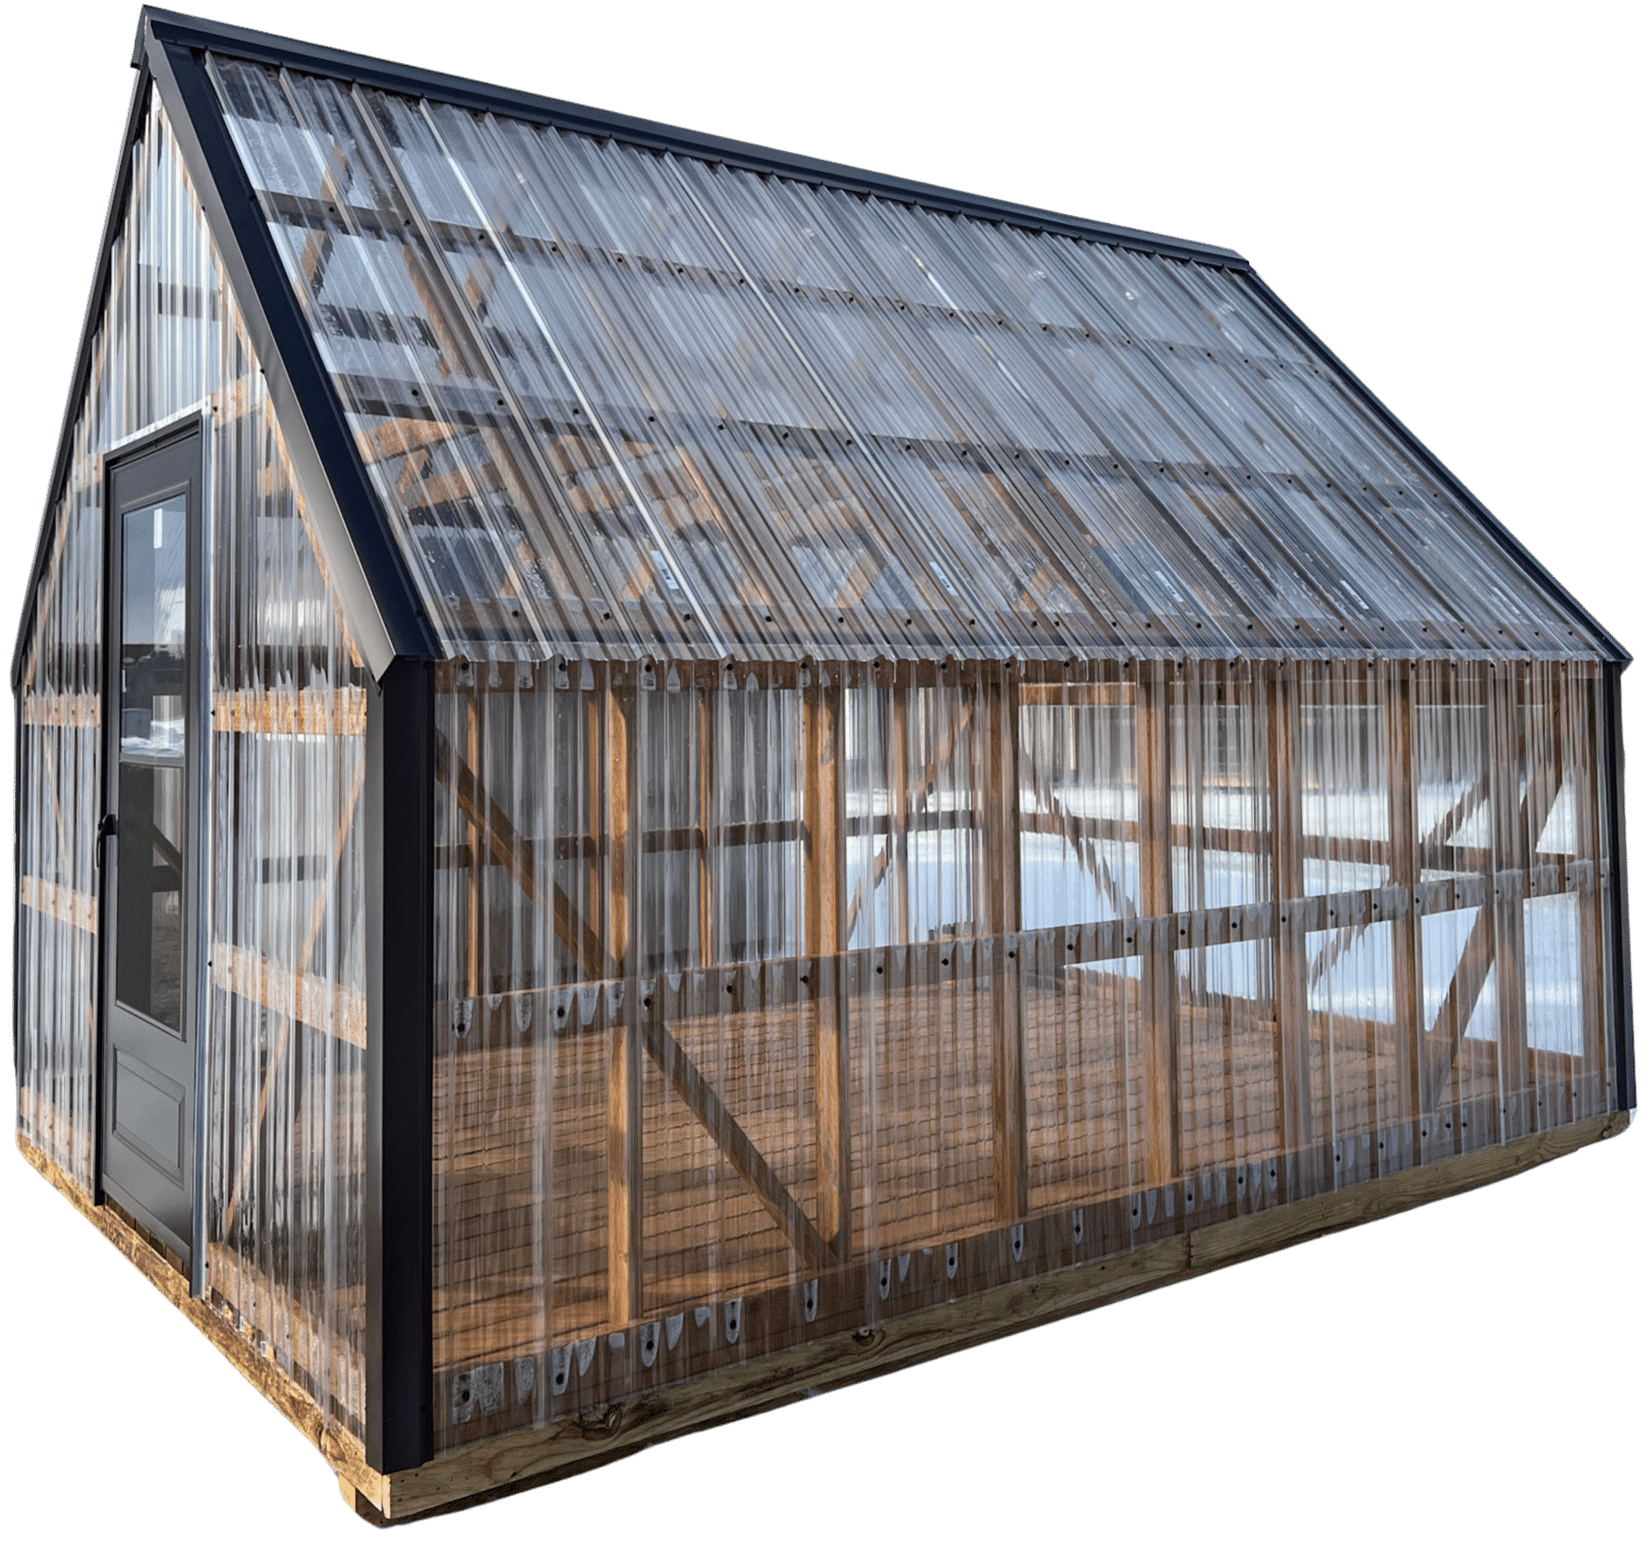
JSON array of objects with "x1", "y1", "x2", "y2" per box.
[{"x1": 13, "y1": 6, "x2": 1634, "y2": 1521}]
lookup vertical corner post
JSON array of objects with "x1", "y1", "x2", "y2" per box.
[
  {"x1": 365, "y1": 657, "x2": 436, "y2": 1474},
  {"x1": 1602, "y1": 663, "x2": 1635, "y2": 1112}
]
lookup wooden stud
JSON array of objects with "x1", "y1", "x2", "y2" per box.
[
  {"x1": 696, "y1": 688, "x2": 714, "y2": 967},
  {"x1": 1137, "y1": 660, "x2": 1179, "y2": 1188},
  {"x1": 605, "y1": 684, "x2": 644, "y2": 1327},
  {"x1": 803, "y1": 675, "x2": 851, "y2": 1255},
  {"x1": 986, "y1": 667, "x2": 1028, "y2": 1220},
  {"x1": 1490, "y1": 662, "x2": 1531, "y2": 1119},
  {"x1": 1386, "y1": 658, "x2": 1425, "y2": 1161},
  {"x1": 1268, "y1": 659, "x2": 1310, "y2": 1184},
  {"x1": 1574, "y1": 664, "x2": 1610, "y2": 1110},
  {"x1": 889, "y1": 685, "x2": 913, "y2": 939},
  {"x1": 465, "y1": 691, "x2": 483, "y2": 999}
]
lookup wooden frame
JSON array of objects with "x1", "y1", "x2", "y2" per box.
[{"x1": 412, "y1": 656, "x2": 1625, "y2": 1442}]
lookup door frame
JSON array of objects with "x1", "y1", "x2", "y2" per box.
[{"x1": 94, "y1": 412, "x2": 211, "y2": 1290}]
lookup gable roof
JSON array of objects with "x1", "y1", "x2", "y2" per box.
[{"x1": 14, "y1": 8, "x2": 1626, "y2": 685}]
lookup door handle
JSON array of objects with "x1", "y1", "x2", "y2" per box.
[{"x1": 95, "y1": 812, "x2": 117, "y2": 869}]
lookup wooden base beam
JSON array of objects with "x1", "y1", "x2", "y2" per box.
[
  {"x1": 19, "y1": 1110, "x2": 1631, "y2": 1524},
  {"x1": 383, "y1": 1107, "x2": 1627, "y2": 1521},
  {"x1": 16, "y1": 1133, "x2": 381, "y2": 1508}
]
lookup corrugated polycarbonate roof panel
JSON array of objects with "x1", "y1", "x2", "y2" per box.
[{"x1": 206, "y1": 53, "x2": 1607, "y2": 665}]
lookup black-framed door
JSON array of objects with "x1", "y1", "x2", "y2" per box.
[{"x1": 98, "y1": 423, "x2": 205, "y2": 1269}]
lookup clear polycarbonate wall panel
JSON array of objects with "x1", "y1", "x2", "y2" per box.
[
  {"x1": 14, "y1": 97, "x2": 367, "y2": 1438},
  {"x1": 16, "y1": 490, "x2": 102, "y2": 1186},
  {"x1": 1404, "y1": 658, "x2": 1617, "y2": 1149},
  {"x1": 431, "y1": 658, "x2": 1008, "y2": 1446},
  {"x1": 205, "y1": 54, "x2": 1608, "y2": 666},
  {"x1": 1017, "y1": 677, "x2": 1140, "y2": 930},
  {"x1": 206, "y1": 353, "x2": 370, "y2": 1440},
  {"x1": 1167, "y1": 663, "x2": 1279, "y2": 1182},
  {"x1": 840, "y1": 670, "x2": 1003, "y2": 951},
  {"x1": 425, "y1": 652, "x2": 1617, "y2": 1450}
]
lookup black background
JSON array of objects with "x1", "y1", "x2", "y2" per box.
[{"x1": 9, "y1": 3, "x2": 1632, "y2": 1527}]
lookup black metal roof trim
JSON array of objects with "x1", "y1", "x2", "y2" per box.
[
  {"x1": 11, "y1": 63, "x2": 154, "y2": 691},
  {"x1": 1240, "y1": 272, "x2": 1631, "y2": 667},
  {"x1": 133, "y1": 7, "x2": 1248, "y2": 271},
  {"x1": 146, "y1": 33, "x2": 437, "y2": 669}
]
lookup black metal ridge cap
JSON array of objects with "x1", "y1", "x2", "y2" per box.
[{"x1": 134, "y1": 6, "x2": 1247, "y2": 269}]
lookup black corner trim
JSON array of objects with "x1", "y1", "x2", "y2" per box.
[
  {"x1": 365, "y1": 658, "x2": 436, "y2": 1473},
  {"x1": 147, "y1": 33, "x2": 438, "y2": 664},
  {"x1": 12, "y1": 703, "x2": 22, "y2": 1091},
  {"x1": 1603, "y1": 664, "x2": 1635, "y2": 1113}
]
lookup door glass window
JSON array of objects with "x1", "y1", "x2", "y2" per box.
[{"x1": 115, "y1": 494, "x2": 188, "y2": 1031}]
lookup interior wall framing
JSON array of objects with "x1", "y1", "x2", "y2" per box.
[{"x1": 426, "y1": 648, "x2": 1624, "y2": 1454}]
